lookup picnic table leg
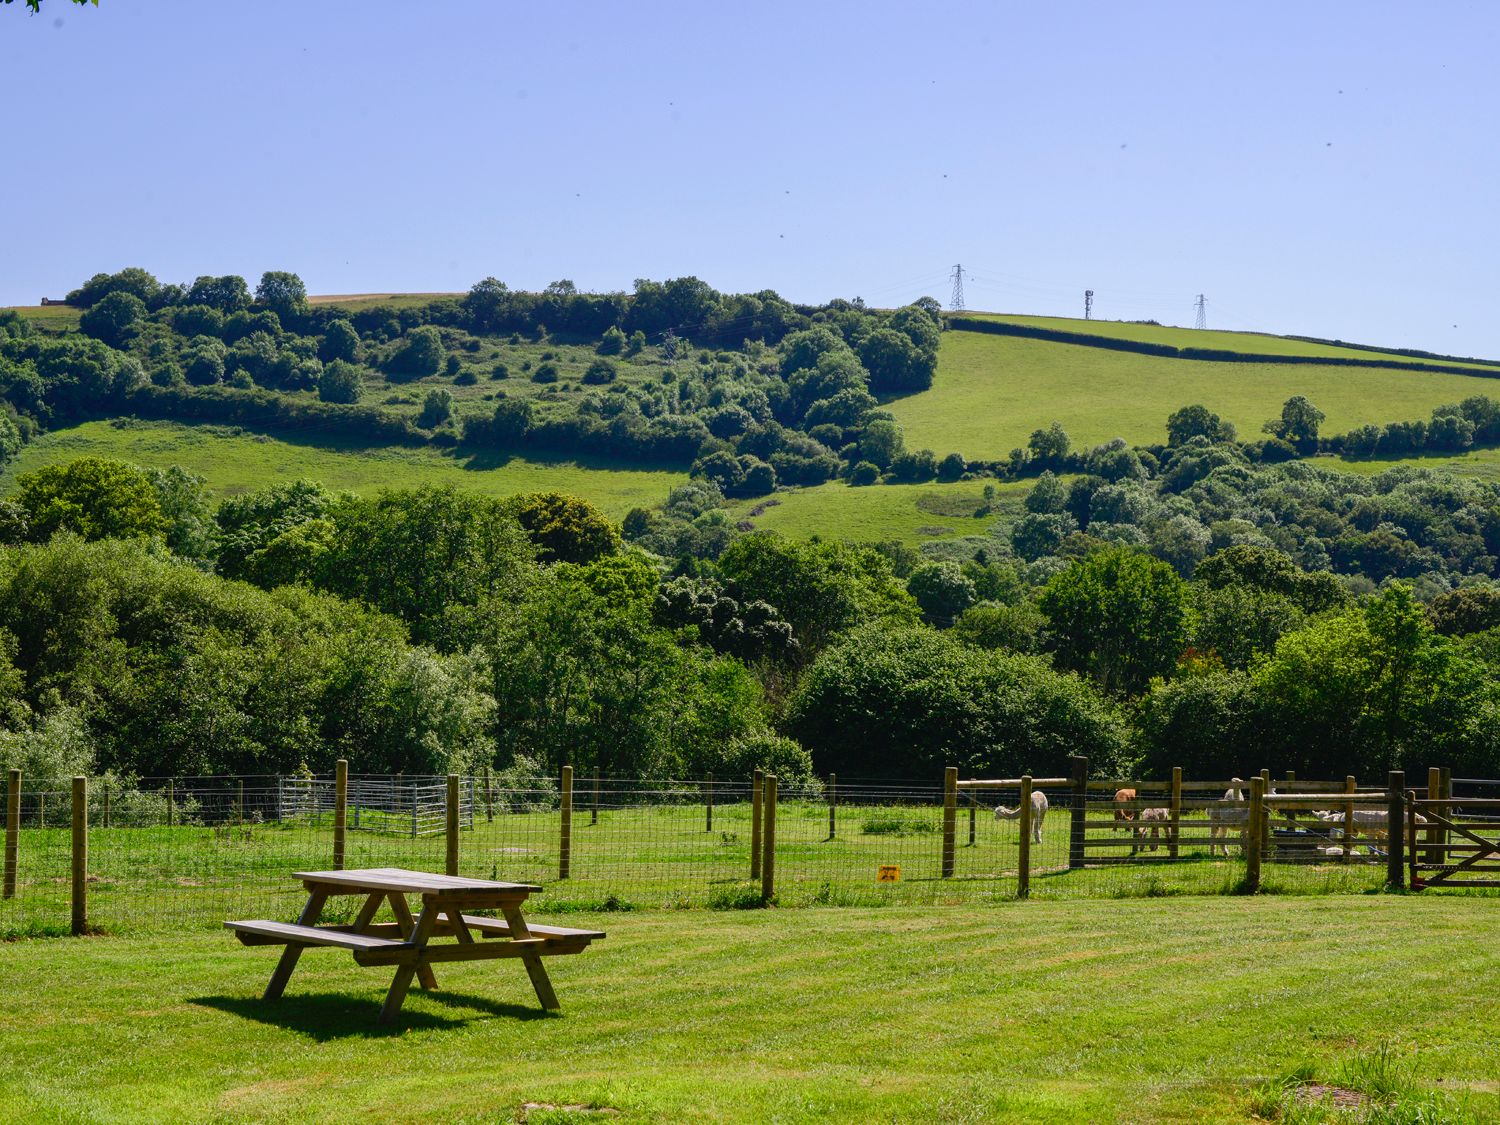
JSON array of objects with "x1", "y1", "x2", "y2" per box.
[
  {"x1": 264, "y1": 890, "x2": 327, "y2": 1001},
  {"x1": 350, "y1": 891, "x2": 384, "y2": 933},
  {"x1": 501, "y1": 903, "x2": 560, "y2": 1011},
  {"x1": 387, "y1": 892, "x2": 440, "y2": 991},
  {"x1": 380, "y1": 902, "x2": 438, "y2": 1026}
]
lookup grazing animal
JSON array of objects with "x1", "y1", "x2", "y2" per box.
[
  {"x1": 1209, "y1": 780, "x2": 1248, "y2": 857},
  {"x1": 1113, "y1": 788, "x2": 1137, "y2": 831},
  {"x1": 1312, "y1": 808, "x2": 1425, "y2": 844},
  {"x1": 1133, "y1": 805, "x2": 1171, "y2": 853},
  {"x1": 995, "y1": 790, "x2": 1049, "y2": 843}
]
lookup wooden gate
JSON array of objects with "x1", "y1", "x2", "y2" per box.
[{"x1": 1407, "y1": 797, "x2": 1500, "y2": 889}]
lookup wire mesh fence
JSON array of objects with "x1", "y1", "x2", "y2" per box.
[{"x1": 0, "y1": 765, "x2": 1485, "y2": 938}]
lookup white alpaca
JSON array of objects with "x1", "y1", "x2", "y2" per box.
[
  {"x1": 1209, "y1": 780, "x2": 1248, "y2": 857},
  {"x1": 995, "y1": 790, "x2": 1049, "y2": 843},
  {"x1": 1312, "y1": 808, "x2": 1425, "y2": 844},
  {"x1": 1133, "y1": 806, "x2": 1171, "y2": 853}
]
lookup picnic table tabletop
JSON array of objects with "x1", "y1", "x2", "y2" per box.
[{"x1": 292, "y1": 866, "x2": 544, "y2": 896}]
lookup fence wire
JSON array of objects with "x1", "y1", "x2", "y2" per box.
[{"x1": 0, "y1": 771, "x2": 1475, "y2": 937}]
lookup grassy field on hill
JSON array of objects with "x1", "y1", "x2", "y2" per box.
[
  {"x1": 0, "y1": 419, "x2": 686, "y2": 514},
  {"x1": 961, "y1": 312, "x2": 1500, "y2": 370},
  {"x1": 890, "y1": 330, "x2": 1500, "y2": 461},
  {"x1": 730, "y1": 478, "x2": 1029, "y2": 544},
  {"x1": 0, "y1": 898, "x2": 1492, "y2": 1123}
]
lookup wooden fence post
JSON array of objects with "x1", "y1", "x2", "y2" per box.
[
  {"x1": 1426, "y1": 766, "x2": 1441, "y2": 865},
  {"x1": 71, "y1": 776, "x2": 87, "y2": 936},
  {"x1": 1434, "y1": 774, "x2": 1446, "y2": 870},
  {"x1": 705, "y1": 772, "x2": 714, "y2": 833},
  {"x1": 166, "y1": 779, "x2": 174, "y2": 829},
  {"x1": 592, "y1": 771, "x2": 600, "y2": 826},
  {"x1": 1259, "y1": 769, "x2": 1272, "y2": 852},
  {"x1": 1245, "y1": 777, "x2": 1264, "y2": 893},
  {"x1": 559, "y1": 766, "x2": 573, "y2": 880},
  {"x1": 1068, "y1": 755, "x2": 1088, "y2": 870},
  {"x1": 827, "y1": 772, "x2": 837, "y2": 840},
  {"x1": 1387, "y1": 771, "x2": 1405, "y2": 890},
  {"x1": 3, "y1": 769, "x2": 15, "y2": 900},
  {"x1": 446, "y1": 773, "x2": 460, "y2": 877},
  {"x1": 483, "y1": 764, "x2": 494, "y2": 824},
  {"x1": 1342, "y1": 775, "x2": 1356, "y2": 864},
  {"x1": 760, "y1": 774, "x2": 777, "y2": 904},
  {"x1": 1017, "y1": 775, "x2": 1032, "y2": 900},
  {"x1": 235, "y1": 779, "x2": 243, "y2": 826},
  {"x1": 102, "y1": 778, "x2": 111, "y2": 830},
  {"x1": 1169, "y1": 766, "x2": 1182, "y2": 859},
  {"x1": 941, "y1": 767, "x2": 958, "y2": 878},
  {"x1": 967, "y1": 790, "x2": 977, "y2": 847},
  {"x1": 750, "y1": 769, "x2": 763, "y2": 881},
  {"x1": 333, "y1": 759, "x2": 348, "y2": 871}
]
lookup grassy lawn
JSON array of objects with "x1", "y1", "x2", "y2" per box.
[
  {"x1": 959, "y1": 312, "x2": 1500, "y2": 371},
  {"x1": 0, "y1": 419, "x2": 686, "y2": 515},
  {"x1": 0, "y1": 897, "x2": 1493, "y2": 1123},
  {"x1": 890, "y1": 331, "x2": 1500, "y2": 461}
]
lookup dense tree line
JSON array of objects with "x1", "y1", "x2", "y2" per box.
[{"x1": 5, "y1": 449, "x2": 1500, "y2": 788}]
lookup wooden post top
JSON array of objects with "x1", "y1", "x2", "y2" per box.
[{"x1": 295, "y1": 867, "x2": 542, "y2": 896}]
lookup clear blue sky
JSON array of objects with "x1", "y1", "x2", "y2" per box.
[{"x1": 5, "y1": 0, "x2": 1498, "y2": 357}]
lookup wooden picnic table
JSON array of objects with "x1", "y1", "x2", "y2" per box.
[{"x1": 226, "y1": 866, "x2": 604, "y2": 1025}]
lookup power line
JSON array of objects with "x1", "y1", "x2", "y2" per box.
[
  {"x1": 949, "y1": 264, "x2": 965, "y2": 312},
  {"x1": 1194, "y1": 293, "x2": 1208, "y2": 330}
]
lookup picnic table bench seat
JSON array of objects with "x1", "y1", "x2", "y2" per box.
[{"x1": 226, "y1": 919, "x2": 410, "y2": 951}]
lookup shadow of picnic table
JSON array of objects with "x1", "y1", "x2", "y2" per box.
[{"x1": 191, "y1": 990, "x2": 559, "y2": 1040}]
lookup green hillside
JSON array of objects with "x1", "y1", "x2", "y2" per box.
[
  {"x1": 888, "y1": 329, "x2": 1500, "y2": 461},
  {"x1": 0, "y1": 419, "x2": 686, "y2": 513},
  {"x1": 959, "y1": 311, "x2": 1500, "y2": 370}
]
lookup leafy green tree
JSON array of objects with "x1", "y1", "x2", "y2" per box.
[
  {"x1": 186, "y1": 274, "x2": 252, "y2": 313},
  {"x1": 14, "y1": 458, "x2": 168, "y2": 542},
  {"x1": 1011, "y1": 511, "x2": 1075, "y2": 561},
  {"x1": 0, "y1": 412, "x2": 21, "y2": 472},
  {"x1": 857, "y1": 419, "x2": 905, "y2": 468},
  {"x1": 318, "y1": 359, "x2": 363, "y2": 404},
  {"x1": 1038, "y1": 547, "x2": 1191, "y2": 695},
  {"x1": 484, "y1": 564, "x2": 763, "y2": 776},
  {"x1": 1166, "y1": 404, "x2": 1236, "y2": 446},
  {"x1": 1195, "y1": 544, "x2": 1349, "y2": 614},
  {"x1": 1252, "y1": 583, "x2": 1493, "y2": 775},
  {"x1": 215, "y1": 479, "x2": 339, "y2": 581},
  {"x1": 582, "y1": 358, "x2": 617, "y2": 385},
  {"x1": 463, "y1": 277, "x2": 510, "y2": 332},
  {"x1": 417, "y1": 388, "x2": 453, "y2": 428},
  {"x1": 386, "y1": 325, "x2": 443, "y2": 380},
  {"x1": 318, "y1": 319, "x2": 359, "y2": 363},
  {"x1": 717, "y1": 533, "x2": 917, "y2": 655},
  {"x1": 597, "y1": 326, "x2": 626, "y2": 355},
  {"x1": 78, "y1": 291, "x2": 146, "y2": 348},
  {"x1": 1135, "y1": 669, "x2": 1261, "y2": 778},
  {"x1": 1024, "y1": 471, "x2": 1068, "y2": 514},
  {"x1": 1428, "y1": 586, "x2": 1500, "y2": 636},
  {"x1": 1264, "y1": 395, "x2": 1325, "y2": 451},
  {"x1": 255, "y1": 271, "x2": 308, "y2": 320},
  {"x1": 952, "y1": 602, "x2": 1047, "y2": 654},
  {"x1": 63, "y1": 265, "x2": 157, "y2": 309},
  {"x1": 786, "y1": 622, "x2": 1125, "y2": 779},
  {"x1": 860, "y1": 327, "x2": 934, "y2": 393},
  {"x1": 1190, "y1": 585, "x2": 1304, "y2": 670},
  {"x1": 506, "y1": 492, "x2": 619, "y2": 564},
  {"x1": 144, "y1": 465, "x2": 216, "y2": 564},
  {"x1": 907, "y1": 560, "x2": 977, "y2": 625},
  {"x1": 653, "y1": 575, "x2": 796, "y2": 664},
  {"x1": 1028, "y1": 422, "x2": 1071, "y2": 465},
  {"x1": 319, "y1": 486, "x2": 537, "y2": 650}
]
